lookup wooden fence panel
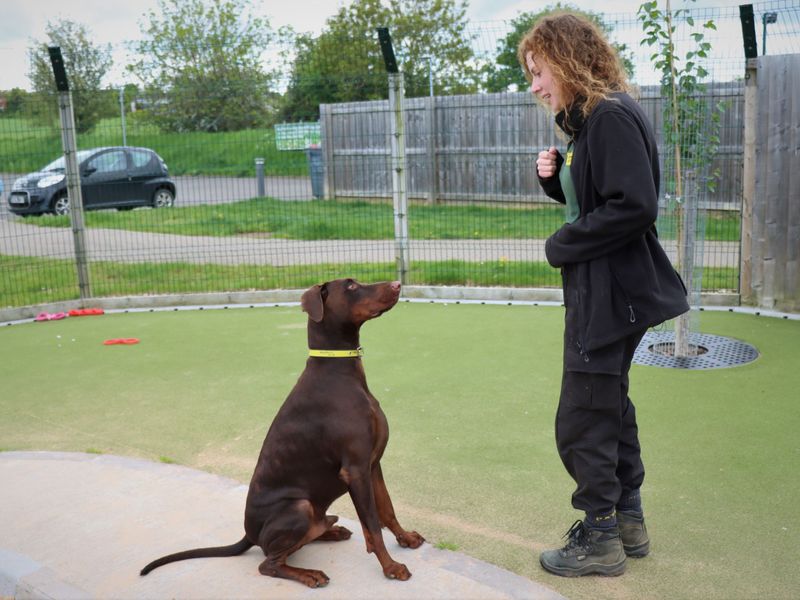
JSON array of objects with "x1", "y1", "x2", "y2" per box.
[
  {"x1": 745, "y1": 54, "x2": 800, "y2": 311},
  {"x1": 320, "y1": 85, "x2": 745, "y2": 207}
]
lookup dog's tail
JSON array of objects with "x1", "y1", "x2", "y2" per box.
[{"x1": 140, "y1": 535, "x2": 253, "y2": 576}]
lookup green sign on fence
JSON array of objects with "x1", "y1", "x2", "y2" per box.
[{"x1": 274, "y1": 122, "x2": 321, "y2": 150}]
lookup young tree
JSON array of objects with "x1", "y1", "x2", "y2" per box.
[
  {"x1": 280, "y1": 0, "x2": 479, "y2": 121},
  {"x1": 639, "y1": 0, "x2": 722, "y2": 193},
  {"x1": 27, "y1": 20, "x2": 113, "y2": 133},
  {"x1": 484, "y1": 3, "x2": 635, "y2": 93},
  {"x1": 129, "y1": 0, "x2": 277, "y2": 132},
  {"x1": 638, "y1": 0, "x2": 724, "y2": 357}
]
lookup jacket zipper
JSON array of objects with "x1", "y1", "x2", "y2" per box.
[
  {"x1": 568, "y1": 267, "x2": 590, "y2": 364},
  {"x1": 610, "y1": 264, "x2": 637, "y2": 324}
]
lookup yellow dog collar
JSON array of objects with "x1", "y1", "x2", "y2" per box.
[{"x1": 308, "y1": 348, "x2": 364, "y2": 358}]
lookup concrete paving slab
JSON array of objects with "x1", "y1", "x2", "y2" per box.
[{"x1": 0, "y1": 452, "x2": 564, "y2": 600}]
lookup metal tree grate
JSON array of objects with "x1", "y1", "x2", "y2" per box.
[{"x1": 633, "y1": 331, "x2": 759, "y2": 370}]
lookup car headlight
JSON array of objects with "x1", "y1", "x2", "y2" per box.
[
  {"x1": 12, "y1": 177, "x2": 28, "y2": 190},
  {"x1": 37, "y1": 174, "x2": 65, "y2": 188}
]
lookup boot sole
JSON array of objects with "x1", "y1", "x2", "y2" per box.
[
  {"x1": 623, "y1": 540, "x2": 650, "y2": 558},
  {"x1": 539, "y1": 556, "x2": 626, "y2": 578}
]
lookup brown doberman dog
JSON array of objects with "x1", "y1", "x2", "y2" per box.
[{"x1": 140, "y1": 279, "x2": 424, "y2": 587}]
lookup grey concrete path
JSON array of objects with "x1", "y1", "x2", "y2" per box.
[
  {"x1": 0, "y1": 218, "x2": 738, "y2": 268},
  {"x1": 0, "y1": 451, "x2": 564, "y2": 600}
]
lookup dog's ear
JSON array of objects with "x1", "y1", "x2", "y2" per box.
[{"x1": 301, "y1": 284, "x2": 325, "y2": 322}]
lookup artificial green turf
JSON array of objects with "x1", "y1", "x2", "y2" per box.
[{"x1": 1, "y1": 304, "x2": 797, "y2": 600}]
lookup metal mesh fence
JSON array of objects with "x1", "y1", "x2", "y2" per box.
[{"x1": 1, "y1": 1, "x2": 798, "y2": 310}]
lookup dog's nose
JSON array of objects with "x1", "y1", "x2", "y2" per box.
[{"x1": 390, "y1": 281, "x2": 401, "y2": 292}]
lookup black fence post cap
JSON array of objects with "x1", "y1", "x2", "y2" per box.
[
  {"x1": 48, "y1": 46, "x2": 70, "y2": 92},
  {"x1": 377, "y1": 27, "x2": 398, "y2": 74}
]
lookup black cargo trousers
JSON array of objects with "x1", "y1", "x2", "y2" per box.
[{"x1": 556, "y1": 320, "x2": 649, "y2": 518}]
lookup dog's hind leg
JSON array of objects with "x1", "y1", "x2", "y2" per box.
[
  {"x1": 314, "y1": 514, "x2": 353, "y2": 542},
  {"x1": 257, "y1": 500, "x2": 331, "y2": 588}
]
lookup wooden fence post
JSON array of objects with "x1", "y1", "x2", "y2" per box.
[
  {"x1": 740, "y1": 57, "x2": 757, "y2": 305},
  {"x1": 426, "y1": 95, "x2": 438, "y2": 204}
]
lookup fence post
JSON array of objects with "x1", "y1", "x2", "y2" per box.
[
  {"x1": 255, "y1": 158, "x2": 265, "y2": 197},
  {"x1": 389, "y1": 72, "x2": 410, "y2": 284},
  {"x1": 49, "y1": 46, "x2": 91, "y2": 302},
  {"x1": 378, "y1": 27, "x2": 409, "y2": 284},
  {"x1": 320, "y1": 105, "x2": 335, "y2": 200},
  {"x1": 740, "y1": 57, "x2": 758, "y2": 304},
  {"x1": 426, "y1": 95, "x2": 438, "y2": 204},
  {"x1": 119, "y1": 87, "x2": 127, "y2": 147}
]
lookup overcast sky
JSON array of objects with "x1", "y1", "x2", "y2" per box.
[{"x1": 0, "y1": 0, "x2": 755, "y2": 90}]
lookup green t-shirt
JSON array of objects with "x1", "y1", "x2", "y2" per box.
[{"x1": 560, "y1": 143, "x2": 579, "y2": 223}]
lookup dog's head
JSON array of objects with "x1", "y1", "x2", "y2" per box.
[{"x1": 301, "y1": 279, "x2": 401, "y2": 326}]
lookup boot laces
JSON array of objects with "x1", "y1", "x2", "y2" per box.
[{"x1": 561, "y1": 520, "x2": 592, "y2": 555}]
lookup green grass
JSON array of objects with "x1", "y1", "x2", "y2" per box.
[
  {"x1": 435, "y1": 541, "x2": 459, "y2": 551},
  {"x1": 0, "y1": 254, "x2": 739, "y2": 308},
  {"x1": 656, "y1": 208, "x2": 741, "y2": 244},
  {"x1": 0, "y1": 115, "x2": 308, "y2": 176},
  {"x1": 28, "y1": 197, "x2": 740, "y2": 242},
  {"x1": 26, "y1": 200, "x2": 569, "y2": 240},
  {"x1": 0, "y1": 305, "x2": 797, "y2": 600}
]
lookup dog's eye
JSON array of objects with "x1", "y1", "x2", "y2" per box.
[{"x1": 347, "y1": 282, "x2": 358, "y2": 291}]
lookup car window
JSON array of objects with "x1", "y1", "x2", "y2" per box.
[
  {"x1": 130, "y1": 149, "x2": 153, "y2": 169},
  {"x1": 43, "y1": 150, "x2": 93, "y2": 172},
  {"x1": 88, "y1": 150, "x2": 127, "y2": 174}
]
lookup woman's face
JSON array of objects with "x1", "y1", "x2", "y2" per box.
[{"x1": 525, "y1": 52, "x2": 564, "y2": 112}]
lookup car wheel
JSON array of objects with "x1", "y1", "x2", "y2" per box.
[
  {"x1": 152, "y1": 188, "x2": 174, "y2": 208},
  {"x1": 52, "y1": 193, "x2": 70, "y2": 216}
]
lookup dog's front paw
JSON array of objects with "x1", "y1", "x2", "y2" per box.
[
  {"x1": 397, "y1": 530, "x2": 425, "y2": 549},
  {"x1": 383, "y1": 561, "x2": 412, "y2": 581}
]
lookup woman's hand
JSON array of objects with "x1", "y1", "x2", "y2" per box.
[{"x1": 536, "y1": 146, "x2": 558, "y2": 179}]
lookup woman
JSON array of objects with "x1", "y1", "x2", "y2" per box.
[{"x1": 517, "y1": 12, "x2": 689, "y2": 577}]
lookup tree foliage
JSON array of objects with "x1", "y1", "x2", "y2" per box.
[
  {"x1": 129, "y1": 0, "x2": 277, "y2": 132},
  {"x1": 484, "y1": 3, "x2": 635, "y2": 93},
  {"x1": 27, "y1": 20, "x2": 114, "y2": 133},
  {"x1": 638, "y1": 0, "x2": 724, "y2": 193},
  {"x1": 280, "y1": 0, "x2": 479, "y2": 122},
  {"x1": 0, "y1": 88, "x2": 30, "y2": 117}
]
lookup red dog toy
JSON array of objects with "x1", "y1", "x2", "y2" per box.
[{"x1": 103, "y1": 338, "x2": 140, "y2": 345}]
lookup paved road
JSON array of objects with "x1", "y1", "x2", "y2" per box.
[
  {"x1": 172, "y1": 174, "x2": 313, "y2": 206},
  {"x1": 0, "y1": 173, "x2": 311, "y2": 219}
]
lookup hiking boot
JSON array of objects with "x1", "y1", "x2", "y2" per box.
[
  {"x1": 618, "y1": 510, "x2": 650, "y2": 557},
  {"x1": 539, "y1": 520, "x2": 626, "y2": 577}
]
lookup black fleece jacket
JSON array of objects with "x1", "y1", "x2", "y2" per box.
[{"x1": 539, "y1": 92, "x2": 689, "y2": 353}]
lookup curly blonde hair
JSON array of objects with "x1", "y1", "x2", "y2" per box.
[{"x1": 517, "y1": 11, "x2": 629, "y2": 117}]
